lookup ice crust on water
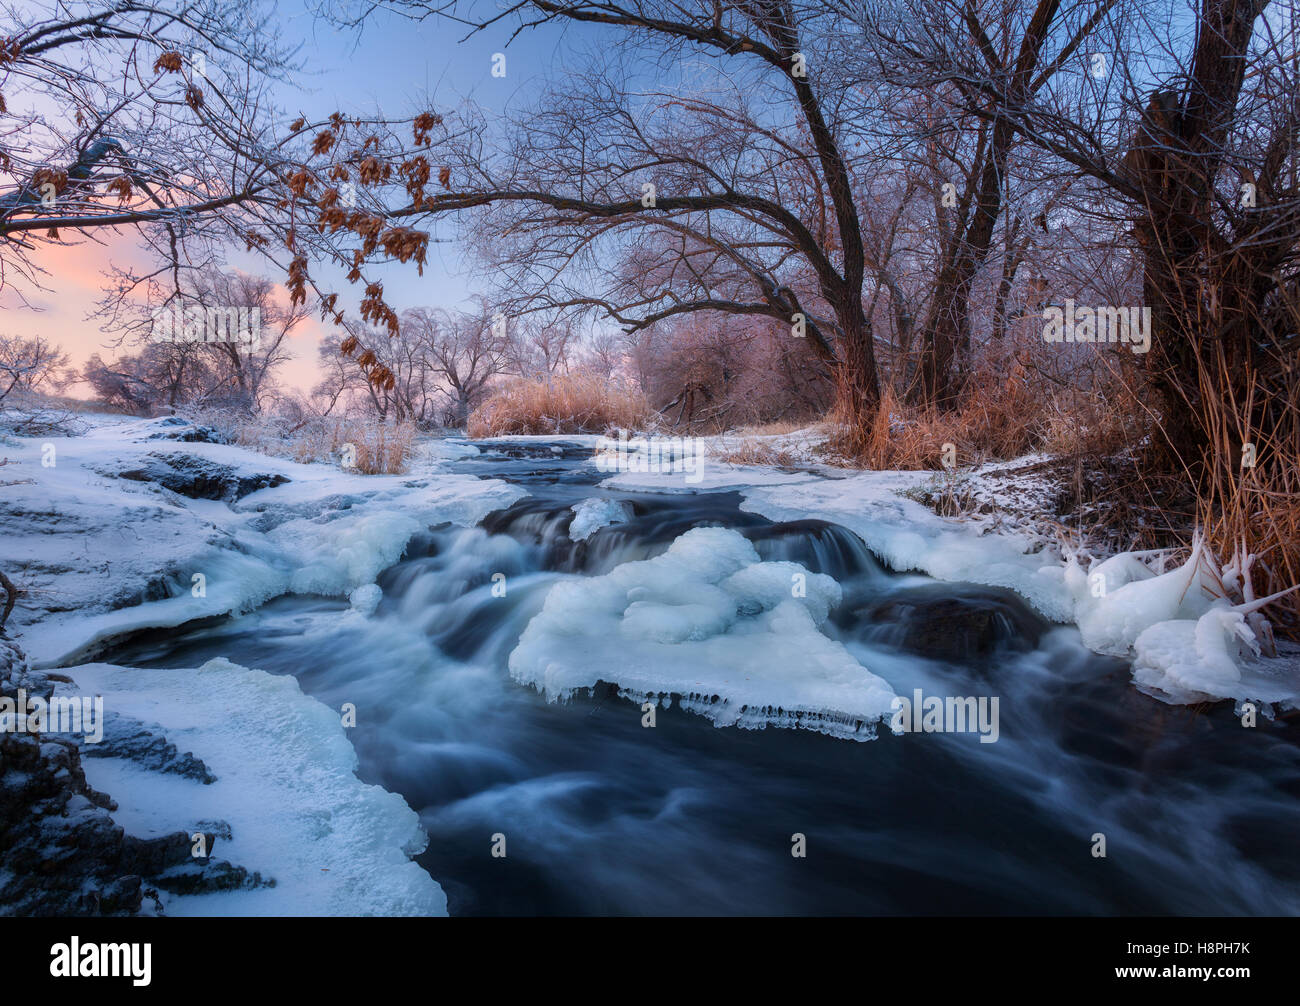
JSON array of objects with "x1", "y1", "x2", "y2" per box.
[
  {"x1": 509, "y1": 527, "x2": 897, "y2": 738},
  {"x1": 568, "y1": 497, "x2": 632, "y2": 541},
  {"x1": 65, "y1": 659, "x2": 446, "y2": 916}
]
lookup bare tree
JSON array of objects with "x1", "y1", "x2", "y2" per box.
[
  {"x1": 184, "y1": 271, "x2": 309, "y2": 411},
  {"x1": 404, "y1": 306, "x2": 509, "y2": 427},
  {"x1": 318, "y1": 0, "x2": 888, "y2": 428},
  {"x1": 0, "y1": 2, "x2": 300, "y2": 289},
  {"x1": 863, "y1": 0, "x2": 1119, "y2": 406},
  {"x1": 0, "y1": 334, "x2": 69, "y2": 403}
]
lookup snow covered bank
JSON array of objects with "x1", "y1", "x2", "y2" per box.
[
  {"x1": 61, "y1": 659, "x2": 446, "y2": 916},
  {"x1": 509, "y1": 527, "x2": 897, "y2": 739},
  {"x1": 739, "y1": 473, "x2": 1300, "y2": 711},
  {"x1": 742, "y1": 472, "x2": 1074, "y2": 620},
  {"x1": 2, "y1": 415, "x2": 523, "y2": 667}
]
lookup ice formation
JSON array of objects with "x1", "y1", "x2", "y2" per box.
[
  {"x1": 509, "y1": 527, "x2": 897, "y2": 738},
  {"x1": 568, "y1": 497, "x2": 632, "y2": 540},
  {"x1": 741, "y1": 477, "x2": 1299, "y2": 709}
]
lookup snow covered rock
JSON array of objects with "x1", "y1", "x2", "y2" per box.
[
  {"x1": 63, "y1": 659, "x2": 446, "y2": 916},
  {"x1": 97, "y1": 450, "x2": 289, "y2": 501},
  {"x1": 509, "y1": 527, "x2": 897, "y2": 739},
  {"x1": 136, "y1": 415, "x2": 231, "y2": 444},
  {"x1": 0, "y1": 638, "x2": 254, "y2": 915}
]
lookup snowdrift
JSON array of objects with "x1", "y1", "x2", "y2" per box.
[{"x1": 63, "y1": 659, "x2": 446, "y2": 916}]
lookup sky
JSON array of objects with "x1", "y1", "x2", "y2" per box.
[{"x1": 2, "y1": 0, "x2": 602, "y2": 398}]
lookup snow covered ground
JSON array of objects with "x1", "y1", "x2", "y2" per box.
[
  {"x1": 3, "y1": 414, "x2": 522, "y2": 667},
  {"x1": 2, "y1": 413, "x2": 522, "y2": 916}
]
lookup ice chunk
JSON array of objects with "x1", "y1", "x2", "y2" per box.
[
  {"x1": 349, "y1": 583, "x2": 383, "y2": 616},
  {"x1": 722, "y1": 560, "x2": 841, "y2": 624},
  {"x1": 1071, "y1": 545, "x2": 1220, "y2": 656},
  {"x1": 509, "y1": 527, "x2": 896, "y2": 739},
  {"x1": 568, "y1": 498, "x2": 632, "y2": 540},
  {"x1": 1132, "y1": 607, "x2": 1300, "y2": 708}
]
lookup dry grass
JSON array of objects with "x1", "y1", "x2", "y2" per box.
[
  {"x1": 1195, "y1": 372, "x2": 1300, "y2": 636},
  {"x1": 468, "y1": 372, "x2": 655, "y2": 437},
  {"x1": 831, "y1": 363, "x2": 1047, "y2": 471},
  {"x1": 197, "y1": 409, "x2": 415, "y2": 475},
  {"x1": 714, "y1": 438, "x2": 804, "y2": 467},
  {"x1": 731, "y1": 419, "x2": 820, "y2": 438}
]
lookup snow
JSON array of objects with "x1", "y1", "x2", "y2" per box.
[
  {"x1": 742, "y1": 472, "x2": 1074, "y2": 621},
  {"x1": 508, "y1": 527, "x2": 897, "y2": 739},
  {"x1": 2, "y1": 415, "x2": 524, "y2": 668},
  {"x1": 601, "y1": 463, "x2": 811, "y2": 493},
  {"x1": 568, "y1": 497, "x2": 632, "y2": 540},
  {"x1": 1133, "y1": 613, "x2": 1300, "y2": 706},
  {"x1": 61, "y1": 659, "x2": 445, "y2": 916},
  {"x1": 740, "y1": 471, "x2": 1299, "y2": 710}
]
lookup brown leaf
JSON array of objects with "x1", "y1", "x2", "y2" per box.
[{"x1": 153, "y1": 51, "x2": 184, "y2": 73}]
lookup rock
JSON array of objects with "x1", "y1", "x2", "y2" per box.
[
  {"x1": 851, "y1": 584, "x2": 1048, "y2": 663},
  {"x1": 143, "y1": 416, "x2": 231, "y2": 444},
  {"x1": 81, "y1": 715, "x2": 216, "y2": 783},
  {"x1": 98, "y1": 451, "x2": 289, "y2": 502},
  {"x1": 0, "y1": 637, "x2": 263, "y2": 915}
]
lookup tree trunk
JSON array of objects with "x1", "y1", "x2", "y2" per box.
[{"x1": 834, "y1": 289, "x2": 882, "y2": 430}]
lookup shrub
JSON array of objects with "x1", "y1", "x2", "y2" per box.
[
  {"x1": 187, "y1": 407, "x2": 414, "y2": 475},
  {"x1": 468, "y1": 372, "x2": 655, "y2": 437}
]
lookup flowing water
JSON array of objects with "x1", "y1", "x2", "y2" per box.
[{"x1": 105, "y1": 442, "x2": 1300, "y2": 916}]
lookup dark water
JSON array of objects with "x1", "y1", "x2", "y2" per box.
[{"x1": 105, "y1": 440, "x2": 1300, "y2": 915}]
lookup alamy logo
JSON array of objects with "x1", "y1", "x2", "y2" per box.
[
  {"x1": 0, "y1": 690, "x2": 104, "y2": 743},
  {"x1": 595, "y1": 431, "x2": 707, "y2": 485},
  {"x1": 50, "y1": 938, "x2": 151, "y2": 986},
  {"x1": 151, "y1": 302, "x2": 262, "y2": 348},
  {"x1": 1042, "y1": 299, "x2": 1151, "y2": 353},
  {"x1": 890, "y1": 689, "x2": 1000, "y2": 743}
]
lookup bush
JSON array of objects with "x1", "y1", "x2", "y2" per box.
[
  {"x1": 186, "y1": 407, "x2": 415, "y2": 475},
  {"x1": 468, "y1": 372, "x2": 655, "y2": 437},
  {"x1": 832, "y1": 374, "x2": 1046, "y2": 472}
]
